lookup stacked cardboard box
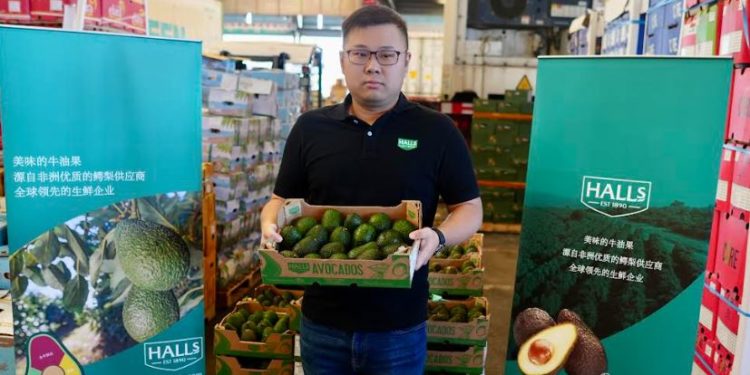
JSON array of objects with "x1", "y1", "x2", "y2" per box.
[
  {"x1": 0, "y1": 0, "x2": 144, "y2": 34},
  {"x1": 681, "y1": 0, "x2": 719, "y2": 56},
  {"x1": 643, "y1": 0, "x2": 682, "y2": 55},
  {"x1": 201, "y1": 58, "x2": 303, "y2": 300},
  {"x1": 602, "y1": 0, "x2": 646, "y2": 55},
  {"x1": 568, "y1": 9, "x2": 605, "y2": 55}
]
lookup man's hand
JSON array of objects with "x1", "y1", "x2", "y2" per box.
[
  {"x1": 409, "y1": 228, "x2": 440, "y2": 270},
  {"x1": 262, "y1": 222, "x2": 283, "y2": 248}
]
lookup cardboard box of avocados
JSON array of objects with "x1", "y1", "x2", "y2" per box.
[
  {"x1": 427, "y1": 296, "x2": 490, "y2": 347},
  {"x1": 214, "y1": 302, "x2": 295, "y2": 359},
  {"x1": 244, "y1": 285, "x2": 304, "y2": 332},
  {"x1": 216, "y1": 356, "x2": 294, "y2": 375},
  {"x1": 428, "y1": 234, "x2": 485, "y2": 296},
  {"x1": 259, "y1": 199, "x2": 422, "y2": 288},
  {"x1": 425, "y1": 344, "x2": 487, "y2": 374}
]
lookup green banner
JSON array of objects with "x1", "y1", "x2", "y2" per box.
[
  {"x1": 0, "y1": 27, "x2": 204, "y2": 374},
  {"x1": 505, "y1": 57, "x2": 731, "y2": 375}
]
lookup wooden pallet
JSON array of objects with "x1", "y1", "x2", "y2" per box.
[
  {"x1": 480, "y1": 222, "x2": 521, "y2": 234},
  {"x1": 217, "y1": 270, "x2": 262, "y2": 309}
]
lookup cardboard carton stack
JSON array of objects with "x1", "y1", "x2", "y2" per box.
[
  {"x1": 643, "y1": 0, "x2": 682, "y2": 55},
  {"x1": 568, "y1": 9, "x2": 605, "y2": 55},
  {"x1": 0, "y1": 0, "x2": 146, "y2": 34},
  {"x1": 602, "y1": 0, "x2": 646, "y2": 55}
]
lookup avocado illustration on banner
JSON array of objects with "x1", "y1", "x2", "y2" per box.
[{"x1": 26, "y1": 334, "x2": 83, "y2": 375}]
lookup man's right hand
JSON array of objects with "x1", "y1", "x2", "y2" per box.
[{"x1": 262, "y1": 222, "x2": 283, "y2": 247}]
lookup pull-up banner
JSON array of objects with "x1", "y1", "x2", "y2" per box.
[{"x1": 0, "y1": 26, "x2": 204, "y2": 374}]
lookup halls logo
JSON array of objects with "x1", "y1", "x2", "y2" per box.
[
  {"x1": 144, "y1": 337, "x2": 204, "y2": 371},
  {"x1": 580, "y1": 176, "x2": 652, "y2": 218}
]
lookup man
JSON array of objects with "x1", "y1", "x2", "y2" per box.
[{"x1": 260, "y1": 5, "x2": 482, "y2": 374}]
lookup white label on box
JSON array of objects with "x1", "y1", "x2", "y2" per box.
[
  {"x1": 725, "y1": 150, "x2": 734, "y2": 161},
  {"x1": 721, "y1": 30, "x2": 743, "y2": 55},
  {"x1": 710, "y1": 10, "x2": 717, "y2": 22},
  {"x1": 295, "y1": 361, "x2": 304, "y2": 375},
  {"x1": 717, "y1": 180, "x2": 729, "y2": 202},
  {"x1": 699, "y1": 304, "x2": 715, "y2": 329},
  {"x1": 8, "y1": 1, "x2": 20, "y2": 12},
  {"x1": 698, "y1": 41, "x2": 714, "y2": 56},
  {"x1": 717, "y1": 317, "x2": 738, "y2": 353},
  {"x1": 51, "y1": 0, "x2": 63, "y2": 11},
  {"x1": 731, "y1": 183, "x2": 750, "y2": 211},
  {"x1": 295, "y1": 335, "x2": 301, "y2": 357}
]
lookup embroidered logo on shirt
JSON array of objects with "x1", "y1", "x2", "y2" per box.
[{"x1": 397, "y1": 138, "x2": 418, "y2": 151}]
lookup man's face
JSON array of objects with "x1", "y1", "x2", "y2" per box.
[{"x1": 340, "y1": 24, "x2": 410, "y2": 109}]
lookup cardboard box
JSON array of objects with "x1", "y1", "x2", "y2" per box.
[
  {"x1": 665, "y1": 24, "x2": 681, "y2": 55},
  {"x1": 697, "y1": 4, "x2": 719, "y2": 56},
  {"x1": 693, "y1": 354, "x2": 714, "y2": 375},
  {"x1": 203, "y1": 116, "x2": 250, "y2": 145},
  {"x1": 216, "y1": 356, "x2": 294, "y2": 375},
  {"x1": 713, "y1": 211, "x2": 747, "y2": 310},
  {"x1": 718, "y1": 148, "x2": 736, "y2": 212},
  {"x1": 238, "y1": 77, "x2": 279, "y2": 117},
  {"x1": 602, "y1": 0, "x2": 645, "y2": 55},
  {"x1": 258, "y1": 199, "x2": 421, "y2": 288},
  {"x1": 731, "y1": 150, "x2": 750, "y2": 215},
  {"x1": 203, "y1": 69, "x2": 240, "y2": 90},
  {"x1": 697, "y1": 284, "x2": 720, "y2": 366},
  {"x1": 207, "y1": 89, "x2": 253, "y2": 117},
  {"x1": 716, "y1": 300, "x2": 740, "y2": 362},
  {"x1": 125, "y1": 0, "x2": 145, "y2": 34},
  {"x1": 727, "y1": 69, "x2": 750, "y2": 145},
  {"x1": 100, "y1": 0, "x2": 126, "y2": 29},
  {"x1": 425, "y1": 345, "x2": 486, "y2": 374},
  {"x1": 665, "y1": 0, "x2": 682, "y2": 27},
  {"x1": 214, "y1": 302, "x2": 295, "y2": 359},
  {"x1": 428, "y1": 257, "x2": 485, "y2": 297},
  {"x1": 569, "y1": 9, "x2": 605, "y2": 55},
  {"x1": 427, "y1": 296, "x2": 490, "y2": 346},
  {"x1": 646, "y1": 5, "x2": 664, "y2": 37},
  {"x1": 430, "y1": 233, "x2": 484, "y2": 265},
  {"x1": 0, "y1": 0, "x2": 31, "y2": 22},
  {"x1": 714, "y1": 339, "x2": 736, "y2": 374},
  {"x1": 681, "y1": 13, "x2": 699, "y2": 56},
  {"x1": 719, "y1": 0, "x2": 744, "y2": 57},
  {"x1": 216, "y1": 199, "x2": 242, "y2": 222},
  {"x1": 245, "y1": 285, "x2": 304, "y2": 331},
  {"x1": 645, "y1": 29, "x2": 662, "y2": 55},
  {"x1": 30, "y1": 0, "x2": 73, "y2": 21}
]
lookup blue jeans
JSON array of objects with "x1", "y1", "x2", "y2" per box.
[{"x1": 300, "y1": 316, "x2": 427, "y2": 375}]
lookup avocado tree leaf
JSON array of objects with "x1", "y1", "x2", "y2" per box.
[
  {"x1": 63, "y1": 226, "x2": 90, "y2": 276},
  {"x1": 11, "y1": 275, "x2": 28, "y2": 296},
  {"x1": 108, "y1": 258, "x2": 128, "y2": 289},
  {"x1": 88, "y1": 246, "x2": 105, "y2": 288},
  {"x1": 30, "y1": 230, "x2": 60, "y2": 266},
  {"x1": 62, "y1": 275, "x2": 88, "y2": 313},
  {"x1": 22, "y1": 265, "x2": 46, "y2": 287},
  {"x1": 23, "y1": 250, "x2": 39, "y2": 268},
  {"x1": 41, "y1": 265, "x2": 69, "y2": 291},
  {"x1": 9, "y1": 252, "x2": 24, "y2": 277},
  {"x1": 104, "y1": 279, "x2": 131, "y2": 308},
  {"x1": 136, "y1": 198, "x2": 177, "y2": 232},
  {"x1": 54, "y1": 262, "x2": 72, "y2": 282}
]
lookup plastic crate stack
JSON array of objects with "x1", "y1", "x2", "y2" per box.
[
  {"x1": 602, "y1": 0, "x2": 647, "y2": 55},
  {"x1": 643, "y1": 0, "x2": 683, "y2": 55},
  {"x1": 0, "y1": 0, "x2": 147, "y2": 34},
  {"x1": 201, "y1": 57, "x2": 302, "y2": 308},
  {"x1": 568, "y1": 9, "x2": 605, "y2": 55},
  {"x1": 470, "y1": 91, "x2": 532, "y2": 228},
  {"x1": 213, "y1": 284, "x2": 303, "y2": 375},
  {"x1": 693, "y1": 18, "x2": 750, "y2": 372},
  {"x1": 425, "y1": 234, "x2": 488, "y2": 374}
]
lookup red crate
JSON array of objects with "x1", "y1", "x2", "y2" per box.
[
  {"x1": 719, "y1": 0, "x2": 744, "y2": 58},
  {"x1": 728, "y1": 68, "x2": 750, "y2": 145},
  {"x1": 714, "y1": 339, "x2": 737, "y2": 375},
  {"x1": 0, "y1": 0, "x2": 31, "y2": 22},
  {"x1": 100, "y1": 0, "x2": 126, "y2": 30},
  {"x1": 731, "y1": 150, "x2": 750, "y2": 215},
  {"x1": 713, "y1": 210, "x2": 748, "y2": 311},
  {"x1": 694, "y1": 354, "x2": 714, "y2": 375},
  {"x1": 717, "y1": 300, "x2": 740, "y2": 355},
  {"x1": 697, "y1": 285, "x2": 720, "y2": 367},
  {"x1": 718, "y1": 148, "x2": 736, "y2": 211},
  {"x1": 124, "y1": 0, "x2": 144, "y2": 34},
  {"x1": 29, "y1": 0, "x2": 75, "y2": 22},
  {"x1": 83, "y1": 0, "x2": 100, "y2": 27}
]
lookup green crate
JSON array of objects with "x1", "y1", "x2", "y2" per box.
[
  {"x1": 473, "y1": 99, "x2": 499, "y2": 112},
  {"x1": 505, "y1": 89, "x2": 532, "y2": 104},
  {"x1": 471, "y1": 120, "x2": 496, "y2": 144},
  {"x1": 517, "y1": 122, "x2": 531, "y2": 140}
]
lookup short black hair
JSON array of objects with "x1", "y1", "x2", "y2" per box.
[{"x1": 342, "y1": 5, "x2": 409, "y2": 49}]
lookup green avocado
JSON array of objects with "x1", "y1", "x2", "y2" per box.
[
  {"x1": 381, "y1": 244, "x2": 402, "y2": 257},
  {"x1": 241, "y1": 329, "x2": 258, "y2": 342},
  {"x1": 329, "y1": 253, "x2": 349, "y2": 260},
  {"x1": 343, "y1": 213, "x2": 364, "y2": 232},
  {"x1": 123, "y1": 286, "x2": 180, "y2": 343},
  {"x1": 304, "y1": 253, "x2": 322, "y2": 259},
  {"x1": 321, "y1": 209, "x2": 343, "y2": 231},
  {"x1": 280, "y1": 250, "x2": 298, "y2": 258},
  {"x1": 368, "y1": 213, "x2": 392, "y2": 232},
  {"x1": 273, "y1": 316, "x2": 289, "y2": 333},
  {"x1": 292, "y1": 237, "x2": 319, "y2": 257},
  {"x1": 279, "y1": 225, "x2": 302, "y2": 250},
  {"x1": 305, "y1": 224, "x2": 329, "y2": 246},
  {"x1": 392, "y1": 219, "x2": 416, "y2": 241},
  {"x1": 115, "y1": 219, "x2": 190, "y2": 291},
  {"x1": 357, "y1": 247, "x2": 383, "y2": 260},
  {"x1": 329, "y1": 227, "x2": 352, "y2": 248},
  {"x1": 353, "y1": 224, "x2": 377, "y2": 246},
  {"x1": 262, "y1": 327, "x2": 274, "y2": 342},
  {"x1": 320, "y1": 242, "x2": 346, "y2": 258},
  {"x1": 376, "y1": 229, "x2": 404, "y2": 248},
  {"x1": 348, "y1": 242, "x2": 378, "y2": 259},
  {"x1": 294, "y1": 216, "x2": 317, "y2": 236}
]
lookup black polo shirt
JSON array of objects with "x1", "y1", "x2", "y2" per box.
[{"x1": 274, "y1": 93, "x2": 479, "y2": 332}]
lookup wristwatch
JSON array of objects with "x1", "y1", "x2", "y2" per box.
[{"x1": 431, "y1": 227, "x2": 446, "y2": 255}]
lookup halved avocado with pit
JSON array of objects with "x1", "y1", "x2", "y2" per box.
[{"x1": 518, "y1": 323, "x2": 577, "y2": 375}]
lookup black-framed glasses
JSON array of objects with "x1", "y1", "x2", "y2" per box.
[{"x1": 345, "y1": 49, "x2": 403, "y2": 65}]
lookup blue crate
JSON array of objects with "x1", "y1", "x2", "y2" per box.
[
  {"x1": 646, "y1": 5, "x2": 665, "y2": 36},
  {"x1": 665, "y1": 24, "x2": 681, "y2": 55},
  {"x1": 664, "y1": 0, "x2": 682, "y2": 27},
  {"x1": 645, "y1": 29, "x2": 662, "y2": 54}
]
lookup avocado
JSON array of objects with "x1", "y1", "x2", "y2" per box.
[
  {"x1": 450, "y1": 305, "x2": 468, "y2": 317},
  {"x1": 279, "y1": 250, "x2": 297, "y2": 258},
  {"x1": 448, "y1": 251, "x2": 463, "y2": 259},
  {"x1": 376, "y1": 230, "x2": 404, "y2": 248},
  {"x1": 357, "y1": 247, "x2": 383, "y2": 260},
  {"x1": 305, "y1": 224, "x2": 329, "y2": 246},
  {"x1": 263, "y1": 310, "x2": 279, "y2": 325},
  {"x1": 329, "y1": 227, "x2": 352, "y2": 248},
  {"x1": 368, "y1": 213, "x2": 392, "y2": 232},
  {"x1": 292, "y1": 237, "x2": 319, "y2": 257},
  {"x1": 242, "y1": 320, "x2": 258, "y2": 333},
  {"x1": 249, "y1": 311, "x2": 264, "y2": 324},
  {"x1": 381, "y1": 244, "x2": 402, "y2": 256},
  {"x1": 241, "y1": 329, "x2": 258, "y2": 342},
  {"x1": 330, "y1": 253, "x2": 349, "y2": 260},
  {"x1": 304, "y1": 253, "x2": 322, "y2": 259},
  {"x1": 348, "y1": 242, "x2": 378, "y2": 259},
  {"x1": 344, "y1": 213, "x2": 364, "y2": 232},
  {"x1": 294, "y1": 216, "x2": 317, "y2": 236},
  {"x1": 513, "y1": 308, "x2": 556, "y2": 346},
  {"x1": 443, "y1": 266, "x2": 459, "y2": 274},
  {"x1": 353, "y1": 224, "x2": 377, "y2": 246},
  {"x1": 279, "y1": 225, "x2": 302, "y2": 250},
  {"x1": 465, "y1": 245, "x2": 479, "y2": 253},
  {"x1": 115, "y1": 219, "x2": 190, "y2": 291},
  {"x1": 434, "y1": 250, "x2": 449, "y2": 259},
  {"x1": 273, "y1": 316, "x2": 289, "y2": 333},
  {"x1": 557, "y1": 309, "x2": 607, "y2": 375},
  {"x1": 448, "y1": 315, "x2": 466, "y2": 323},
  {"x1": 449, "y1": 245, "x2": 465, "y2": 255},
  {"x1": 239, "y1": 308, "x2": 251, "y2": 320},
  {"x1": 321, "y1": 209, "x2": 343, "y2": 231},
  {"x1": 517, "y1": 323, "x2": 577, "y2": 375},
  {"x1": 225, "y1": 312, "x2": 246, "y2": 329},
  {"x1": 261, "y1": 327, "x2": 274, "y2": 342},
  {"x1": 320, "y1": 242, "x2": 346, "y2": 258},
  {"x1": 123, "y1": 286, "x2": 180, "y2": 343},
  {"x1": 392, "y1": 219, "x2": 416, "y2": 241},
  {"x1": 282, "y1": 292, "x2": 294, "y2": 303}
]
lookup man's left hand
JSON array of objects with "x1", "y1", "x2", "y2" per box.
[{"x1": 409, "y1": 228, "x2": 440, "y2": 270}]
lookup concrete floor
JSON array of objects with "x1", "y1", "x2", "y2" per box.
[{"x1": 206, "y1": 233, "x2": 521, "y2": 375}]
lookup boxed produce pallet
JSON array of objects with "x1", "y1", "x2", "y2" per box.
[
  {"x1": 259, "y1": 199, "x2": 421, "y2": 288},
  {"x1": 425, "y1": 344, "x2": 487, "y2": 374},
  {"x1": 696, "y1": 3, "x2": 719, "y2": 56},
  {"x1": 717, "y1": 148, "x2": 736, "y2": 212},
  {"x1": 215, "y1": 301, "x2": 295, "y2": 359},
  {"x1": 727, "y1": 68, "x2": 750, "y2": 145},
  {"x1": 428, "y1": 258, "x2": 484, "y2": 297},
  {"x1": 696, "y1": 285, "x2": 720, "y2": 367},
  {"x1": 431, "y1": 233, "x2": 484, "y2": 263},
  {"x1": 731, "y1": 150, "x2": 750, "y2": 216},
  {"x1": 681, "y1": 12, "x2": 699, "y2": 56},
  {"x1": 216, "y1": 356, "x2": 294, "y2": 375},
  {"x1": 206, "y1": 89, "x2": 253, "y2": 117},
  {"x1": 427, "y1": 296, "x2": 490, "y2": 346},
  {"x1": 712, "y1": 211, "x2": 747, "y2": 308},
  {"x1": 244, "y1": 285, "x2": 304, "y2": 331},
  {"x1": 203, "y1": 69, "x2": 240, "y2": 90},
  {"x1": 0, "y1": 0, "x2": 30, "y2": 22}
]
